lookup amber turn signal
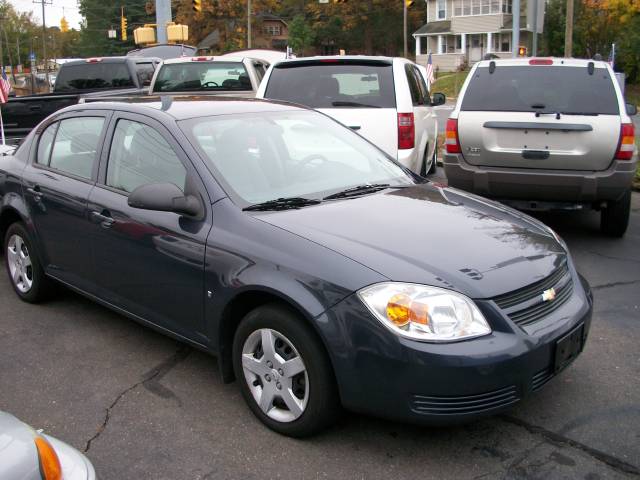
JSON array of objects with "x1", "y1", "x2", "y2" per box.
[{"x1": 34, "y1": 436, "x2": 62, "y2": 480}]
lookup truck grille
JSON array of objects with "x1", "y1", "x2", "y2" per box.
[{"x1": 492, "y1": 263, "x2": 573, "y2": 328}]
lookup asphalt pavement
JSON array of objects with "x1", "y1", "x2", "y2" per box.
[{"x1": 1, "y1": 187, "x2": 639, "y2": 479}]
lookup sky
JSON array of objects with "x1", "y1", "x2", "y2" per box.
[{"x1": 8, "y1": 0, "x2": 84, "y2": 30}]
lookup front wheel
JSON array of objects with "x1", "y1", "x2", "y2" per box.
[
  {"x1": 600, "y1": 189, "x2": 631, "y2": 237},
  {"x1": 232, "y1": 303, "x2": 339, "y2": 437}
]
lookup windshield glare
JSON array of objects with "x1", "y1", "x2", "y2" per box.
[
  {"x1": 153, "y1": 62, "x2": 252, "y2": 92},
  {"x1": 180, "y1": 111, "x2": 414, "y2": 205}
]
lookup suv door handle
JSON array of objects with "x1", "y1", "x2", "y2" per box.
[
  {"x1": 27, "y1": 186, "x2": 43, "y2": 201},
  {"x1": 90, "y1": 210, "x2": 115, "y2": 229}
]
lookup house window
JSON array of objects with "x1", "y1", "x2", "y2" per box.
[
  {"x1": 437, "y1": 0, "x2": 446, "y2": 19},
  {"x1": 492, "y1": 33, "x2": 511, "y2": 52},
  {"x1": 502, "y1": 0, "x2": 512, "y2": 13},
  {"x1": 455, "y1": 0, "x2": 500, "y2": 15},
  {"x1": 263, "y1": 25, "x2": 281, "y2": 36},
  {"x1": 455, "y1": 35, "x2": 462, "y2": 50}
]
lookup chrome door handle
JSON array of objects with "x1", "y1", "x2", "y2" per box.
[{"x1": 90, "y1": 211, "x2": 114, "y2": 229}]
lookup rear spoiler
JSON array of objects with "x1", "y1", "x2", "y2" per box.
[{"x1": 275, "y1": 58, "x2": 393, "y2": 68}]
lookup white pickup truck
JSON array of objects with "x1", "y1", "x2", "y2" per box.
[
  {"x1": 257, "y1": 56, "x2": 446, "y2": 175},
  {"x1": 148, "y1": 56, "x2": 270, "y2": 97}
]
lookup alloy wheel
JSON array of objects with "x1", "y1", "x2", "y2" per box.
[
  {"x1": 241, "y1": 328, "x2": 309, "y2": 423},
  {"x1": 7, "y1": 234, "x2": 34, "y2": 293}
]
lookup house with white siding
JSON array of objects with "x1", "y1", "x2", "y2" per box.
[{"x1": 413, "y1": 0, "x2": 544, "y2": 72}]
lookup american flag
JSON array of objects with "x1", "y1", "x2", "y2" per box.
[
  {"x1": 425, "y1": 52, "x2": 435, "y2": 86},
  {"x1": 0, "y1": 67, "x2": 10, "y2": 104}
]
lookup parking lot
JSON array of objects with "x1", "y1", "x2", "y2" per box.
[{"x1": 0, "y1": 176, "x2": 637, "y2": 479}]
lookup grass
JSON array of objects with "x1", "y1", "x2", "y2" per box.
[
  {"x1": 626, "y1": 84, "x2": 640, "y2": 108},
  {"x1": 431, "y1": 71, "x2": 470, "y2": 99}
]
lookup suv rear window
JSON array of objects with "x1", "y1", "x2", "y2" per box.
[
  {"x1": 461, "y1": 65, "x2": 619, "y2": 115},
  {"x1": 153, "y1": 62, "x2": 251, "y2": 92},
  {"x1": 55, "y1": 63, "x2": 134, "y2": 91},
  {"x1": 265, "y1": 61, "x2": 396, "y2": 109}
]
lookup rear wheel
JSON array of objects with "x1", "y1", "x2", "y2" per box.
[
  {"x1": 600, "y1": 189, "x2": 631, "y2": 237},
  {"x1": 4, "y1": 222, "x2": 51, "y2": 302},
  {"x1": 232, "y1": 303, "x2": 339, "y2": 437}
]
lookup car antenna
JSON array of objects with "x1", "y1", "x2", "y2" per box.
[
  {"x1": 489, "y1": 61, "x2": 496, "y2": 74},
  {"x1": 587, "y1": 61, "x2": 595, "y2": 75}
]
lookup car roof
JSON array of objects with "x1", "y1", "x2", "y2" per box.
[
  {"x1": 64, "y1": 56, "x2": 160, "y2": 66},
  {"x1": 474, "y1": 57, "x2": 612, "y2": 68},
  {"x1": 162, "y1": 56, "x2": 249, "y2": 65},
  {"x1": 67, "y1": 96, "x2": 307, "y2": 121}
]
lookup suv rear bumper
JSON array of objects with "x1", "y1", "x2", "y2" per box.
[{"x1": 444, "y1": 153, "x2": 637, "y2": 204}]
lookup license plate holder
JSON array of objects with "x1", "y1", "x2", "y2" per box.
[{"x1": 554, "y1": 323, "x2": 585, "y2": 372}]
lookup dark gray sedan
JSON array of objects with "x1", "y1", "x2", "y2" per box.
[{"x1": 0, "y1": 97, "x2": 592, "y2": 437}]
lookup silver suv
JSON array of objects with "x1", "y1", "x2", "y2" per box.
[{"x1": 444, "y1": 58, "x2": 637, "y2": 237}]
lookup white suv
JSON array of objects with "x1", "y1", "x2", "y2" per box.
[{"x1": 257, "y1": 56, "x2": 446, "y2": 175}]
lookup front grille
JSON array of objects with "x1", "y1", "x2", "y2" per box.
[
  {"x1": 492, "y1": 263, "x2": 573, "y2": 328},
  {"x1": 410, "y1": 385, "x2": 519, "y2": 416},
  {"x1": 531, "y1": 368, "x2": 554, "y2": 392}
]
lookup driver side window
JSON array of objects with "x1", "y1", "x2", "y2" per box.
[{"x1": 106, "y1": 119, "x2": 187, "y2": 194}]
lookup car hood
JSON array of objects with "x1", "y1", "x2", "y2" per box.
[{"x1": 254, "y1": 184, "x2": 567, "y2": 299}]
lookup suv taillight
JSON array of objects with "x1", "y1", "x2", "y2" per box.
[
  {"x1": 615, "y1": 123, "x2": 635, "y2": 160},
  {"x1": 398, "y1": 113, "x2": 415, "y2": 150},
  {"x1": 445, "y1": 118, "x2": 462, "y2": 154}
]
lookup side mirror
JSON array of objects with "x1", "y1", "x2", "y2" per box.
[
  {"x1": 626, "y1": 103, "x2": 637, "y2": 116},
  {"x1": 128, "y1": 183, "x2": 202, "y2": 217},
  {"x1": 431, "y1": 92, "x2": 446, "y2": 107}
]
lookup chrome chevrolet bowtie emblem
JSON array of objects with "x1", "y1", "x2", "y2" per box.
[{"x1": 542, "y1": 288, "x2": 557, "y2": 302}]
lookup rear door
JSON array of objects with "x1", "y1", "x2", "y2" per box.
[
  {"x1": 457, "y1": 63, "x2": 621, "y2": 171},
  {"x1": 263, "y1": 59, "x2": 399, "y2": 157}
]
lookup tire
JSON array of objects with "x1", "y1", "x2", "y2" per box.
[
  {"x1": 4, "y1": 222, "x2": 51, "y2": 303},
  {"x1": 232, "y1": 303, "x2": 340, "y2": 437},
  {"x1": 600, "y1": 189, "x2": 631, "y2": 237}
]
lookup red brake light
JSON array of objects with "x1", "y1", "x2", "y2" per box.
[
  {"x1": 615, "y1": 123, "x2": 635, "y2": 160},
  {"x1": 398, "y1": 113, "x2": 415, "y2": 150},
  {"x1": 319, "y1": 59, "x2": 340, "y2": 63},
  {"x1": 529, "y1": 58, "x2": 554, "y2": 65},
  {"x1": 191, "y1": 56, "x2": 213, "y2": 62},
  {"x1": 445, "y1": 118, "x2": 462, "y2": 154},
  {"x1": 86, "y1": 58, "x2": 102, "y2": 63}
]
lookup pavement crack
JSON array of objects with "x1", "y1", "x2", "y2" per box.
[
  {"x1": 500, "y1": 415, "x2": 640, "y2": 476},
  {"x1": 83, "y1": 344, "x2": 191, "y2": 453},
  {"x1": 583, "y1": 250, "x2": 640, "y2": 264},
  {"x1": 591, "y1": 279, "x2": 640, "y2": 290}
]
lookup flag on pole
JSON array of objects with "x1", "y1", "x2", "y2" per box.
[
  {"x1": 425, "y1": 52, "x2": 435, "y2": 86},
  {"x1": 0, "y1": 67, "x2": 11, "y2": 104}
]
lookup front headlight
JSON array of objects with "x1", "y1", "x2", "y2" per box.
[{"x1": 358, "y1": 283, "x2": 491, "y2": 342}]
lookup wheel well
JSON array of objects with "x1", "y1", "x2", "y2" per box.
[
  {"x1": 218, "y1": 291, "x2": 329, "y2": 384},
  {"x1": 0, "y1": 208, "x2": 23, "y2": 247}
]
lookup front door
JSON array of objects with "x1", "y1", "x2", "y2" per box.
[
  {"x1": 22, "y1": 113, "x2": 108, "y2": 290},
  {"x1": 88, "y1": 113, "x2": 212, "y2": 343},
  {"x1": 469, "y1": 34, "x2": 484, "y2": 63}
]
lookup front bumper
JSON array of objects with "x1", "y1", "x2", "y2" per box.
[
  {"x1": 443, "y1": 152, "x2": 637, "y2": 204},
  {"x1": 317, "y1": 270, "x2": 593, "y2": 426}
]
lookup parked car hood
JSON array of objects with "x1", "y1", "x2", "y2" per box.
[{"x1": 254, "y1": 184, "x2": 566, "y2": 299}]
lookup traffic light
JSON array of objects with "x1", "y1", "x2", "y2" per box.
[
  {"x1": 193, "y1": 0, "x2": 202, "y2": 13},
  {"x1": 518, "y1": 46, "x2": 527, "y2": 56},
  {"x1": 333, "y1": 0, "x2": 347, "y2": 3},
  {"x1": 60, "y1": 17, "x2": 69, "y2": 33},
  {"x1": 121, "y1": 15, "x2": 128, "y2": 41},
  {"x1": 406, "y1": 0, "x2": 415, "y2": 6}
]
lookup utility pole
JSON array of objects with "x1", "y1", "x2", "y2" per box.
[
  {"x1": 247, "y1": 0, "x2": 252, "y2": 49},
  {"x1": 2, "y1": 26, "x2": 16, "y2": 82},
  {"x1": 403, "y1": 0, "x2": 408, "y2": 58},
  {"x1": 564, "y1": 0, "x2": 574, "y2": 57},
  {"x1": 155, "y1": 0, "x2": 172, "y2": 44},
  {"x1": 531, "y1": 0, "x2": 538, "y2": 56},
  {"x1": 33, "y1": 0, "x2": 50, "y2": 90},
  {"x1": 511, "y1": 0, "x2": 520, "y2": 58}
]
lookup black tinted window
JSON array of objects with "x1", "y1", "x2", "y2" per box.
[
  {"x1": 265, "y1": 62, "x2": 396, "y2": 108},
  {"x1": 461, "y1": 65, "x2": 619, "y2": 115},
  {"x1": 405, "y1": 65, "x2": 423, "y2": 105},
  {"x1": 55, "y1": 63, "x2": 134, "y2": 91},
  {"x1": 153, "y1": 62, "x2": 251, "y2": 92},
  {"x1": 49, "y1": 117, "x2": 104, "y2": 179}
]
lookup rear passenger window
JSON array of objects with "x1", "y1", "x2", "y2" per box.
[
  {"x1": 37, "y1": 123, "x2": 58, "y2": 165},
  {"x1": 405, "y1": 65, "x2": 423, "y2": 106},
  {"x1": 106, "y1": 119, "x2": 186, "y2": 194},
  {"x1": 48, "y1": 117, "x2": 104, "y2": 179}
]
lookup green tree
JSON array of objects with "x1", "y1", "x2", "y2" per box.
[{"x1": 288, "y1": 15, "x2": 315, "y2": 55}]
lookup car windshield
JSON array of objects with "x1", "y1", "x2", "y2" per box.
[
  {"x1": 461, "y1": 65, "x2": 619, "y2": 115},
  {"x1": 264, "y1": 61, "x2": 397, "y2": 109},
  {"x1": 153, "y1": 62, "x2": 252, "y2": 92},
  {"x1": 179, "y1": 111, "x2": 414, "y2": 206}
]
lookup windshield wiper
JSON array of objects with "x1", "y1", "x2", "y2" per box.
[
  {"x1": 331, "y1": 101, "x2": 381, "y2": 108},
  {"x1": 323, "y1": 183, "x2": 391, "y2": 200},
  {"x1": 243, "y1": 197, "x2": 321, "y2": 212}
]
